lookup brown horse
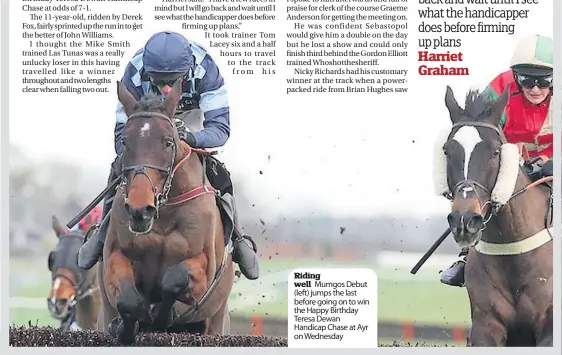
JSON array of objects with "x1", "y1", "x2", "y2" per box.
[
  {"x1": 434, "y1": 85, "x2": 553, "y2": 346},
  {"x1": 97, "y1": 79, "x2": 234, "y2": 344},
  {"x1": 47, "y1": 215, "x2": 101, "y2": 330}
]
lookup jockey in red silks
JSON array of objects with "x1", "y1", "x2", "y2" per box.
[
  {"x1": 77, "y1": 204, "x2": 102, "y2": 233},
  {"x1": 440, "y1": 34, "x2": 554, "y2": 287}
]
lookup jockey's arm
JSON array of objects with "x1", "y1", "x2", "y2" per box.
[
  {"x1": 483, "y1": 76, "x2": 553, "y2": 177},
  {"x1": 114, "y1": 56, "x2": 145, "y2": 156},
  {"x1": 190, "y1": 53, "x2": 230, "y2": 149}
]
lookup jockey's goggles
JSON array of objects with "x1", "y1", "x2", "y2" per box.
[
  {"x1": 147, "y1": 71, "x2": 187, "y2": 87},
  {"x1": 515, "y1": 73, "x2": 553, "y2": 89}
]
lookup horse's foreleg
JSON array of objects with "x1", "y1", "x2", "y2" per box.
[
  {"x1": 150, "y1": 262, "x2": 190, "y2": 331},
  {"x1": 535, "y1": 307, "x2": 554, "y2": 346},
  {"x1": 205, "y1": 299, "x2": 230, "y2": 335},
  {"x1": 104, "y1": 250, "x2": 149, "y2": 344},
  {"x1": 468, "y1": 316, "x2": 508, "y2": 346},
  {"x1": 151, "y1": 254, "x2": 208, "y2": 331}
]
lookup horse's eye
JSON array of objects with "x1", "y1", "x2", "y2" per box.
[
  {"x1": 492, "y1": 149, "x2": 500, "y2": 158},
  {"x1": 165, "y1": 139, "x2": 174, "y2": 148},
  {"x1": 443, "y1": 148, "x2": 448, "y2": 156}
]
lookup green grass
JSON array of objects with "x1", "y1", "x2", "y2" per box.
[
  {"x1": 11, "y1": 308, "x2": 59, "y2": 327},
  {"x1": 10, "y1": 256, "x2": 471, "y2": 328},
  {"x1": 230, "y1": 257, "x2": 471, "y2": 326}
]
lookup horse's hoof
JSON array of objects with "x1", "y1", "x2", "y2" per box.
[
  {"x1": 108, "y1": 316, "x2": 139, "y2": 345},
  {"x1": 116, "y1": 286, "x2": 150, "y2": 322},
  {"x1": 117, "y1": 319, "x2": 139, "y2": 345},
  {"x1": 149, "y1": 302, "x2": 175, "y2": 332},
  {"x1": 108, "y1": 317, "x2": 121, "y2": 338}
]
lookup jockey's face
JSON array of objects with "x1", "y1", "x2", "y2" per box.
[
  {"x1": 148, "y1": 72, "x2": 186, "y2": 97},
  {"x1": 514, "y1": 70, "x2": 552, "y2": 105},
  {"x1": 522, "y1": 85, "x2": 550, "y2": 104}
]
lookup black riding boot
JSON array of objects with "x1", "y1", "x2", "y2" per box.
[
  {"x1": 440, "y1": 247, "x2": 468, "y2": 287},
  {"x1": 232, "y1": 231, "x2": 260, "y2": 280},
  {"x1": 230, "y1": 196, "x2": 259, "y2": 280},
  {"x1": 77, "y1": 162, "x2": 118, "y2": 270},
  {"x1": 199, "y1": 152, "x2": 260, "y2": 280}
]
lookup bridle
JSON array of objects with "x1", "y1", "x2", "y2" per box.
[
  {"x1": 445, "y1": 120, "x2": 553, "y2": 232},
  {"x1": 120, "y1": 111, "x2": 191, "y2": 218},
  {"x1": 445, "y1": 121, "x2": 508, "y2": 221},
  {"x1": 48, "y1": 234, "x2": 98, "y2": 321}
]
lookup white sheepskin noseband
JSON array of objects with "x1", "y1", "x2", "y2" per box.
[
  {"x1": 490, "y1": 143, "x2": 520, "y2": 205},
  {"x1": 432, "y1": 128, "x2": 451, "y2": 197},
  {"x1": 432, "y1": 128, "x2": 520, "y2": 207}
]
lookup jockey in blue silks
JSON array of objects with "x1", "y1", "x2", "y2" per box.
[{"x1": 77, "y1": 31, "x2": 259, "y2": 281}]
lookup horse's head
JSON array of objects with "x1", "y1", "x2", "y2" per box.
[
  {"x1": 117, "y1": 79, "x2": 185, "y2": 234},
  {"x1": 47, "y1": 215, "x2": 90, "y2": 320},
  {"x1": 434, "y1": 85, "x2": 521, "y2": 247}
]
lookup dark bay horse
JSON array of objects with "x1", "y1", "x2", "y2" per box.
[
  {"x1": 47, "y1": 215, "x2": 101, "y2": 330},
  {"x1": 434, "y1": 85, "x2": 553, "y2": 346},
  {"x1": 97, "y1": 79, "x2": 234, "y2": 344}
]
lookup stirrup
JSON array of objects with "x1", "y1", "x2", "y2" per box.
[
  {"x1": 452, "y1": 258, "x2": 466, "y2": 267},
  {"x1": 83, "y1": 224, "x2": 99, "y2": 243}
]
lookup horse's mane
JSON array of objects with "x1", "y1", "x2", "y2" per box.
[
  {"x1": 135, "y1": 93, "x2": 166, "y2": 113},
  {"x1": 463, "y1": 89, "x2": 494, "y2": 119}
]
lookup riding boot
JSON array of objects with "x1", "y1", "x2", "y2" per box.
[
  {"x1": 440, "y1": 247, "x2": 469, "y2": 287},
  {"x1": 77, "y1": 162, "x2": 119, "y2": 270},
  {"x1": 229, "y1": 196, "x2": 259, "y2": 280}
]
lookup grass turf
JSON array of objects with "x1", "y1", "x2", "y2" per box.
[{"x1": 10, "y1": 256, "x2": 471, "y2": 333}]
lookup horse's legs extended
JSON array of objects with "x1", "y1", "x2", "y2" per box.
[
  {"x1": 468, "y1": 316, "x2": 508, "y2": 346},
  {"x1": 150, "y1": 262, "x2": 190, "y2": 331},
  {"x1": 104, "y1": 250, "x2": 149, "y2": 344},
  {"x1": 151, "y1": 255, "x2": 208, "y2": 331}
]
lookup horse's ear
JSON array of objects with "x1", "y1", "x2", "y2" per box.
[
  {"x1": 445, "y1": 85, "x2": 463, "y2": 123},
  {"x1": 162, "y1": 78, "x2": 183, "y2": 119},
  {"x1": 117, "y1": 81, "x2": 137, "y2": 117},
  {"x1": 51, "y1": 215, "x2": 66, "y2": 238},
  {"x1": 488, "y1": 84, "x2": 510, "y2": 127}
]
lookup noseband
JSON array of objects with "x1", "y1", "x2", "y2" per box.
[{"x1": 120, "y1": 111, "x2": 186, "y2": 216}]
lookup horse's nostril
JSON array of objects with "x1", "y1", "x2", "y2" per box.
[
  {"x1": 142, "y1": 205, "x2": 156, "y2": 217},
  {"x1": 126, "y1": 204, "x2": 156, "y2": 221},
  {"x1": 466, "y1": 213, "x2": 484, "y2": 233},
  {"x1": 447, "y1": 212, "x2": 461, "y2": 228}
]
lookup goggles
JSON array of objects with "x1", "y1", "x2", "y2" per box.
[
  {"x1": 514, "y1": 73, "x2": 553, "y2": 89},
  {"x1": 147, "y1": 71, "x2": 188, "y2": 87}
]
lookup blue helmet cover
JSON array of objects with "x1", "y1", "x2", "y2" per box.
[{"x1": 142, "y1": 31, "x2": 194, "y2": 73}]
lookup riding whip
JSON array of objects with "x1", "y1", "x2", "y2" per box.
[
  {"x1": 410, "y1": 227, "x2": 452, "y2": 275},
  {"x1": 66, "y1": 176, "x2": 121, "y2": 229}
]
